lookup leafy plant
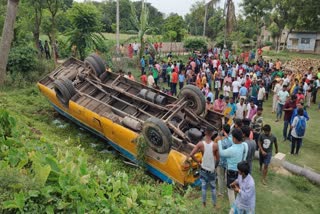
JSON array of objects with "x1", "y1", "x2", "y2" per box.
[
  {"x1": 0, "y1": 111, "x2": 188, "y2": 213},
  {"x1": 0, "y1": 109, "x2": 16, "y2": 139},
  {"x1": 7, "y1": 44, "x2": 38, "y2": 73},
  {"x1": 66, "y1": 3, "x2": 106, "y2": 60},
  {"x1": 135, "y1": 135, "x2": 148, "y2": 168},
  {"x1": 183, "y1": 37, "x2": 207, "y2": 52}
]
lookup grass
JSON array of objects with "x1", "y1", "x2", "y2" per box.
[
  {"x1": 260, "y1": 95, "x2": 320, "y2": 172},
  {"x1": 263, "y1": 50, "x2": 320, "y2": 61},
  {"x1": 1, "y1": 83, "x2": 319, "y2": 213},
  {"x1": 185, "y1": 163, "x2": 320, "y2": 214}
]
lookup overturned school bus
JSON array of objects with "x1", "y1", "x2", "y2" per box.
[{"x1": 38, "y1": 53, "x2": 225, "y2": 186}]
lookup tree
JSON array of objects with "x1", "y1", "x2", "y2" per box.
[
  {"x1": 45, "y1": 0, "x2": 64, "y2": 64},
  {"x1": 207, "y1": 8, "x2": 225, "y2": 40},
  {"x1": 130, "y1": 0, "x2": 153, "y2": 59},
  {"x1": 0, "y1": 0, "x2": 7, "y2": 34},
  {"x1": 225, "y1": 0, "x2": 236, "y2": 37},
  {"x1": 203, "y1": 0, "x2": 219, "y2": 37},
  {"x1": 0, "y1": 0, "x2": 20, "y2": 86},
  {"x1": 67, "y1": 3, "x2": 105, "y2": 60},
  {"x1": 185, "y1": 1, "x2": 206, "y2": 36},
  {"x1": 132, "y1": 1, "x2": 163, "y2": 32},
  {"x1": 241, "y1": 0, "x2": 272, "y2": 58},
  {"x1": 162, "y1": 14, "x2": 187, "y2": 42},
  {"x1": 21, "y1": 0, "x2": 45, "y2": 55},
  {"x1": 294, "y1": 0, "x2": 320, "y2": 31}
]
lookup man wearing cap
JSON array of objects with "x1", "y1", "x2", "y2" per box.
[{"x1": 189, "y1": 127, "x2": 219, "y2": 207}]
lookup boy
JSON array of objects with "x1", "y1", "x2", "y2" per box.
[
  {"x1": 230, "y1": 161, "x2": 255, "y2": 214},
  {"x1": 258, "y1": 124, "x2": 278, "y2": 185}
]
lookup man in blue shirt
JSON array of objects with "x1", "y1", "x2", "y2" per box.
[
  {"x1": 178, "y1": 70, "x2": 186, "y2": 90},
  {"x1": 218, "y1": 128, "x2": 248, "y2": 206},
  {"x1": 239, "y1": 83, "x2": 248, "y2": 101},
  {"x1": 140, "y1": 56, "x2": 145, "y2": 75},
  {"x1": 225, "y1": 97, "x2": 237, "y2": 117},
  {"x1": 290, "y1": 102, "x2": 309, "y2": 125}
]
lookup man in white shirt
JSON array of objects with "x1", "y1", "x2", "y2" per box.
[
  {"x1": 269, "y1": 59, "x2": 274, "y2": 69},
  {"x1": 237, "y1": 74, "x2": 245, "y2": 85},
  {"x1": 276, "y1": 85, "x2": 289, "y2": 122},
  {"x1": 257, "y1": 82, "x2": 266, "y2": 107},
  {"x1": 232, "y1": 80, "x2": 241, "y2": 102},
  {"x1": 235, "y1": 98, "x2": 246, "y2": 120},
  {"x1": 133, "y1": 41, "x2": 139, "y2": 55},
  {"x1": 147, "y1": 71, "x2": 155, "y2": 88},
  {"x1": 224, "y1": 81, "x2": 231, "y2": 97},
  {"x1": 307, "y1": 67, "x2": 313, "y2": 80}
]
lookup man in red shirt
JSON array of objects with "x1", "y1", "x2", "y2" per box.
[
  {"x1": 171, "y1": 71, "x2": 178, "y2": 96},
  {"x1": 296, "y1": 88, "x2": 304, "y2": 104},
  {"x1": 140, "y1": 71, "x2": 147, "y2": 85},
  {"x1": 154, "y1": 42, "x2": 159, "y2": 52},
  {"x1": 283, "y1": 95, "x2": 297, "y2": 141},
  {"x1": 244, "y1": 75, "x2": 252, "y2": 89}
]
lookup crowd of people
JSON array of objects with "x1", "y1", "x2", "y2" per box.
[
  {"x1": 121, "y1": 41, "x2": 163, "y2": 59},
  {"x1": 117, "y1": 47, "x2": 317, "y2": 212}
]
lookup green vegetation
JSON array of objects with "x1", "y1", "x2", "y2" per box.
[
  {"x1": 0, "y1": 86, "x2": 319, "y2": 213},
  {"x1": 183, "y1": 37, "x2": 208, "y2": 52},
  {"x1": 260, "y1": 94, "x2": 320, "y2": 172},
  {"x1": 7, "y1": 45, "x2": 38, "y2": 73},
  {"x1": 1, "y1": 0, "x2": 320, "y2": 212},
  {"x1": 0, "y1": 89, "x2": 187, "y2": 213},
  {"x1": 67, "y1": 3, "x2": 105, "y2": 60}
]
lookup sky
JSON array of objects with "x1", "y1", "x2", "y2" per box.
[
  {"x1": 141, "y1": 0, "x2": 242, "y2": 17},
  {"x1": 75, "y1": 0, "x2": 242, "y2": 17}
]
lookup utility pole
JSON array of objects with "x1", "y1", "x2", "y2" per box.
[{"x1": 116, "y1": 0, "x2": 120, "y2": 56}]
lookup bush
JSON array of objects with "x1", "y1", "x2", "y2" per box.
[
  {"x1": 215, "y1": 37, "x2": 233, "y2": 50},
  {"x1": 7, "y1": 44, "x2": 38, "y2": 73},
  {"x1": 57, "y1": 38, "x2": 72, "y2": 59},
  {"x1": 183, "y1": 37, "x2": 207, "y2": 52},
  {"x1": 264, "y1": 41, "x2": 273, "y2": 47}
]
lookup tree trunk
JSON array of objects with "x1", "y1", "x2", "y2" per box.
[
  {"x1": 51, "y1": 16, "x2": 57, "y2": 65},
  {"x1": 284, "y1": 28, "x2": 292, "y2": 51},
  {"x1": 255, "y1": 23, "x2": 260, "y2": 61},
  {"x1": 34, "y1": 31, "x2": 40, "y2": 55},
  {"x1": 33, "y1": 4, "x2": 42, "y2": 56},
  {"x1": 0, "y1": 0, "x2": 20, "y2": 86},
  {"x1": 203, "y1": 3, "x2": 208, "y2": 37}
]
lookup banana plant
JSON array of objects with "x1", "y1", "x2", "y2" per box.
[{"x1": 129, "y1": 0, "x2": 156, "y2": 59}]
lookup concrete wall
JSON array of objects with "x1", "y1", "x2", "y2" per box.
[{"x1": 287, "y1": 33, "x2": 317, "y2": 52}]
